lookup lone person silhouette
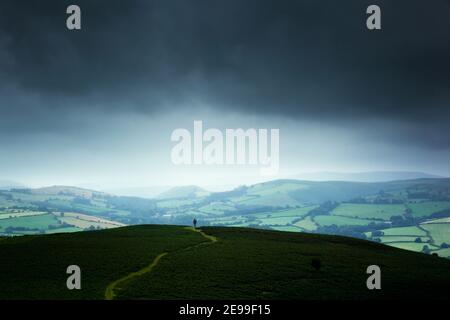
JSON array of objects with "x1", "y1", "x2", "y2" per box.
[{"x1": 193, "y1": 218, "x2": 197, "y2": 229}]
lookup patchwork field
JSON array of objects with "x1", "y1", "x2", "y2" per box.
[
  {"x1": 377, "y1": 236, "x2": 430, "y2": 243},
  {"x1": 270, "y1": 225, "x2": 304, "y2": 232},
  {"x1": 250, "y1": 206, "x2": 316, "y2": 219},
  {"x1": 0, "y1": 214, "x2": 59, "y2": 231},
  {"x1": 0, "y1": 210, "x2": 125, "y2": 236},
  {"x1": 407, "y1": 201, "x2": 450, "y2": 218},
  {"x1": 55, "y1": 212, "x2": 125, "y2": 229},
  {"x1": 314, "y1": 215, "x2": 377, "y2": 227},
  {"x1": 1, "y1": 178, "x2": 450, "y2": 259},
  {"x1": 421, "y1": 223, "x2": 450, "y2": 246},
  {"x1": 294, "y1": 216, "x2": 317, "y2": 231},
  {"x1": 259, "y1": 216, "x2": 295, "y2": 226},
  {"x1": 388, "y1": 242, "x2": 440, "y2": 251},
  {"x1": 238, "y1": 193, "x2": 303, "y2": 207},
  {"x1": 331, "y1": 203, "x2": 405, "y2": 220},
  {"x1": 377, "y1": 226, "x2": 427, "y2": 237},
  {"x1": 0, "y1": 211, "x2": 45, "y2": 219},
  {"x1": 366, "y1": 224, "x2": 450, "y2": 257}
]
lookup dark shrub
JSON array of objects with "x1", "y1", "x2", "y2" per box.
[
  {"x1": 371, "y1": 230, "x2": 384, "y2": 237},
  {"x1": 311, "y1": 258, "x2": 322, "y2": 271},
  {"x1": 422, "y1": 245, "x2": 431, "y2": 254}
]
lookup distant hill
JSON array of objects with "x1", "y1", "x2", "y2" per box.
[
  {"x1": 0, "y1": 180, "x2": 25, "y2": 190},
  {"x1": 211, "y1": 178, "x2": 450, "y2": 204},
  {"x1": 157, "y1": 185, "x2": 209, "y2": 199},
  {"x1": 31, "y1": 185, "x2": 107, "y2": 198},
  {"x1": 102, "y1": 186, "x2": 173, "y2": 198},
  {"x1": 293, "y1": 171, "x2": 444, "y2": 182},
  {"x1": 1, "y1": 225, "x2": 449, "y2": 299},
  {"x1": 2, "y1": 178, "x2": 450, "y2": 257}
]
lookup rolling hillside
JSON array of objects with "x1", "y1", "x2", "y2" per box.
[
  {"x1": 156, "y1": 185, "x2": 210, "y2": 199},
  {"x1": 0, "y1": 225, "x2": 449, "y2": 299},
  {"x1": 292, "y1": 171, "x2": 444, "y2": 182},
  {"x1": 1, "y1": 178, "x2": 450, "y2": 258}
]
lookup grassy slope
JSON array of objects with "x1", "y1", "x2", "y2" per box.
[
  {"x1": 115, "y1": 227, "x2": 450, "y2": 300},
  {"x1": 1, "y1": 225, "x2": 450, "y2": 300},
  {"x1": 117, "y1": 227, "x2": 450, "y2": 300},
  {"x1": 0, "y1": 225, "x2": 206, "y2": 299}
]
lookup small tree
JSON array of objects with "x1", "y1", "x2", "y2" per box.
[
  {"x1": 422, "y1": 245, "x2": 431, "y2": 254},
  {"x1": 371, "y1": 230, "x2": 384, "y2": 237},
  {"x1": 414, "y1": 237, "x2": 422, "y2": 243},
  {"x1": 441, "y1": 242, "x2": 450, "y2": 249}
]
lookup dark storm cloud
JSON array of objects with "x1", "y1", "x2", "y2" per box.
[{"x1": 0, "y1": 0, "x2": 450, "y2": 147}]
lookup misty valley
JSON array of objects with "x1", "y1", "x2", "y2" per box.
[{"x1": 1, "y1": 178, "x2": 450, "y2": 258}]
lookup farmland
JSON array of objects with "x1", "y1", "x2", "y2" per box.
[
  {"x1": 330, "y1": 203, "x2": 405, "y2": 220},
  {"x1": 1, "y1": 178, "x2": 450, "y2": 258}
]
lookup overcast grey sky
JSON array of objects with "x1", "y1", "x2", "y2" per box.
[{"x1": 0, "y1": 0, "x2": 449, "y2": 189}]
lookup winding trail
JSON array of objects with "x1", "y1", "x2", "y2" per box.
[
  {"x1": 104, "y1": 227, "x2": 217, "y2": 300},
  {"x1": 104, "y1": 252, "x2": 168, "y2": 300},
  {"x1": 189, "y1": 227, "x2": 218, "y2": 244}
]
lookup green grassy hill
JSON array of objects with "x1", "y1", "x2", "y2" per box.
[
  {"x1": 157, "y1": 185, "x2": 210, "y2": 199},
  {"x1": 1, "y1": 225, "x2": 450, "y2": 300},
  {"x1": 2, "y1": 178, "x2": 450, "y2": 257}
]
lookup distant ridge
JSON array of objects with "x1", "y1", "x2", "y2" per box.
[
  {"x1": 30, "y1": 185, "x2": 107, "y2": 198},
  {"x1": 157, "y1": 185, "x2": 209, "y2": 199},
  {"x1": 0, "y1": 180, "x2": 25, "y2": 190},
  {"x1": 292, "y1": 171, "x2": 444, "y2": 183}
]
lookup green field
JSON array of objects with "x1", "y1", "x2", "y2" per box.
[
  {"x1": 45, "y1": 227, "x2": 83, "y2": 234},
  {"x1": 0, "y1": 211, "x2": 45, "y2": 219},
  {"x1": 368, "y1": 224, "x2": 449, "y2": 255},
  {"x1": 378, "y1": 226, "x2": 427, "y2": 237},
  {"x1": 156, "y1": 198, "x2": 201, "y2": 209},
  {"x1": 294, "y1": 216, "x2": 317, "y2": 231},
  {"x1": 199, "y1": 203, "x2": 236, "y2": 214},
  {"x1": 377, "y1": 236, "x2": 430, "y2": 243},
  {"x1": 407, "y1": 201, "x2": 450, "y2": 218},
  {"x1": 331, "y1": 203, "x2": 405, "y2": 220},
  {"x1": 421, "y1": 223, "x2": 450, "y2": 246},
  {"x1": 434, "y1": 248, "x2": 450, "y2": 258},
  {"x1": 239, "y1": 193, "x2": 303, "y2": 207},
  {"x1": 208, "y1": 217, "x2": 245, "y2": 225},
  {"x1": 247, "y1": 182, "x2": 307, "y2": 196},
  {"x1": 388, "y1": 242, "x2": 440, "y2": 251},
  {"x1": 0, "y1": 214, "x2": 59, "y2": 232},
  {"x1": 258, "y1": 216, "x2": 296, "y2": 226},
  {"x1": 1, "y1": 179, "x2": 450, "y2": 257},
  {"x1": 314, "y1": 215, "x2": 377, "y2": 227},
  {"x1": 270, "y1": 225, "x2": 304, "y2": 232}
]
